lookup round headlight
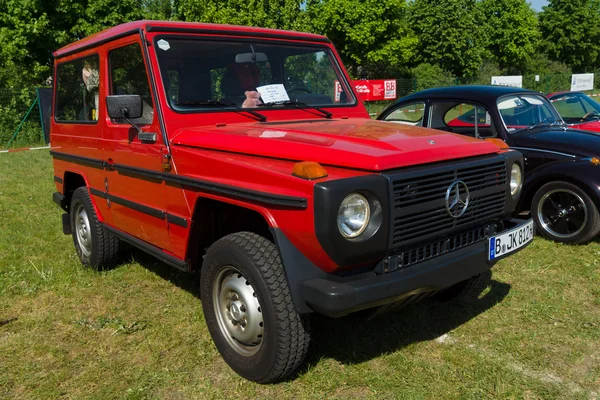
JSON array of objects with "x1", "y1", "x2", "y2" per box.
[
  {"x1": 510, "y1": 163, "x2": 522, "y2": 196},
  {"x1": 337, "y1": 193, "x2": 370, "y2": 238}
]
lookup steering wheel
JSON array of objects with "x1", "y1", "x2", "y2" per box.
[
  {"x1": 582, "y1": 111, "x2": 600, "y2": 120},
  {"x1": 287, "y1": 86, "x2": 312, "y2": 94}
]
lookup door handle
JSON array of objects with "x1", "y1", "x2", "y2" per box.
[{"x1": 138, "y1": 132, "x2": 157, "y2": 143}]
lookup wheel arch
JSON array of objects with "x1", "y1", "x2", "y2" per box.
[
  {"x1": 60, "y1": 171, "x2": 88, "y2": 212},
  {"x1": 519, "y1": 169, "x2": 600, "y2": 213},
  {"x1": 186, "y1": 196, "x2": 275, "y2": 271}
]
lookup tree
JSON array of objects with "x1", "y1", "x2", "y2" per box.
[
  {"x1": 178, "y1": 0, "x2": 304, "y2": 31},
  {"x1": 306, "y1": 0, "x2": 417, "y2": 78},
  {"x1": 539, "y1": 0, "x2": 600, "y2": 72},
  {"x1": 409, "y1": 0, "x2": 486, "y2": 77},
  {"x1": 479, "y1": 0, "x2": 539, "y2": 73},
  {"x1": 0, "y1": 0, "x2": 145, "y2": 89}
]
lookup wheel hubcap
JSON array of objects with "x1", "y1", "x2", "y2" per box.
[
  {"x1": 213, "y1": 266, "x2": 264, "y2": 357},
  {"x1": 74, "y1": 204, "x2": 92, "y2": 257},
  {"x1": 537, "y1": 189, "x2": 587, "y2": 238}
]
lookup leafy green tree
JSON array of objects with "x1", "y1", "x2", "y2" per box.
[
  {"x1": 306, "y1": 0, "x2": 417, "y2": 78},
  {"x1": 479, "y1": 0, "x2": 539, "y2": 73},
  {"x1": 411, "y1": 63, "x2": 455, "y2": 91},
  {"x1": 178, "y1": 0, "x2": 304, "y2": 30},
  {"x1": 539, "y1": 0, "x2": 600, "y2": 72},
  {"x1": 409, "y1": 0, "x2": 486, "y2": 77}
]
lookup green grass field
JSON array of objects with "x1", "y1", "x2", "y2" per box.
[{"x1": 1, "y1": 151, "x2": 599, "y2": 399}]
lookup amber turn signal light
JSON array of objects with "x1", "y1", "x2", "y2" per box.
[
  {"x1": 485, "y1": 138, "x2": 509, "y2": 149},
  {"x1": 589, "y1": 157, "x2": 600, "y2": 165},
  {"x1": 292, "y1": 161, "x2": 328, "y2": 180}
]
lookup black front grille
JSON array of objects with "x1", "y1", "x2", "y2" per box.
[
  {"x1": 384, "y1": 155, "x2": 506, "y2": 249},
  {"x1": 393, "y1": 226, "x2": 487, "y2": 270}
]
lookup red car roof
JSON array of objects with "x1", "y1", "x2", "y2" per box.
[{"x1": 54, "y1": 20, "x2": 329, "y2": 58}]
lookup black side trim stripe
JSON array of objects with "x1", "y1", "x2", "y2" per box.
[
  {"x1": 109, "y1": 194, "x2": 166, "y2": 219},
  {"x1": 90, "y1": 187, "x2": 166, "y2": 220},
  {"x1": 50, "y1": 151, "x2": 307, "y2": 209},
  {"x1": 103, "y1": 224, "x2": 188, "y2": 271},
  {"x1": 89, "y1": 187, "x2": 106, "y2": 198},
  {"x1": 113, "y1": 163, "x2": 308, "y2": 209},
  {"x1": 50, "y1": 151, "x2": 105, "y2": 168},
  {"x1": 54, "y1": 28, "x2": 142, "y2": 59},
  {"x1": 147, "y1": 25, "x2": 331, "y2": 44},
  {"x1": 167, "y1": 213, "x2": 188, "y2": 228},
  {"x1": 54, "y1": 176, "x2": 63, "y2": 184}
]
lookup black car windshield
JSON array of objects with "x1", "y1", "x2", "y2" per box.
[
  {"x1": 549, "y1": 92, "x2": 600, "y2": 124},
  {"x1": 154, "y1": 37, "x2": 356, "y2": 111},
  {"x1": 497, "y1": 94, "x2": 562, "y2": 133}
]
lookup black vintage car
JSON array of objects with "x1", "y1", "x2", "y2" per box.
[{"x1": 378, "y1": 85, "x2": 600, "y2": 244}]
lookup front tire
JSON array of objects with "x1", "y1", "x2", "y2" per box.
[
  {"x1": 532, "y1": 181, "x2": 600, "y2": 244},
  {"x1": 200, "y1": 232, "x2": 310, "y2": 383},
  {"x1": 70, "y1": 187, "x2": 120, "y2": 269}
]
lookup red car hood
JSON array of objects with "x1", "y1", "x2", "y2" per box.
[
  {"x1": 568, "y1": 120, "x2": 600, "y2": 132},
  {"x1": 171, "y1": 118, "x2": 501, "y2": 171}
]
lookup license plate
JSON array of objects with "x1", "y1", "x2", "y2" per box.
[{"x1": 488, "y1": 219, "x2": 534, "y2": 260}]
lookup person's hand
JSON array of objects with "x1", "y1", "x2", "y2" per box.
[{"x1": 242, "y1": 91, "x2": 262, "y2": 108}]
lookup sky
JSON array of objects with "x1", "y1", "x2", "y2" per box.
[{"x1": 529, "y1": 0, "x2": 548, "y2": 11}]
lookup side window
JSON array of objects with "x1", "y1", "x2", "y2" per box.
[
  {"x1": 383, "y1": 102, "x2": 425, "y2": 126},
  {"x1": 109, "y1": 43, "x2": 154, "y2": 124},
  {"x1": 437, "y1": 103, "x2": 497, "y2": 138},
  {"x1": 55, "y1": 54, "x2": 100, "y2": 123}
]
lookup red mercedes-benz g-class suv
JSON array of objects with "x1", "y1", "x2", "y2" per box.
[{"x1": 50, "y1": 20, "x2": 533, "y2": 382}]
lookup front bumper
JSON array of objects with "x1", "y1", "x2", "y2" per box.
[{"x1": 299, "y1": 218, "x2": 532, "y2": 318}]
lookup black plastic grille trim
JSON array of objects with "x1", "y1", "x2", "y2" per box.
[{"x1": 385, "y1": 156, "x2": 507, "y2": 249}]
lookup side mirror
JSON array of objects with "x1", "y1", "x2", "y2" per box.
[{"x1": 106, "y1": 95, "x2": 143, "y2": 119}]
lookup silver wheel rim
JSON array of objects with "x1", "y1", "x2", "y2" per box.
[
  {"x1": 537, "y1": 188, "x2": 587, "y2": 238},
  {"x1": 212, "y1": 266, "x2": 264, "y2": 357},
  {"x1": 74, "y1": 203, "x2": 92, "y2": 257}
]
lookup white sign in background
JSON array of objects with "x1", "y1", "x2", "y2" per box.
[
  {"x1": 491, "y1": 75, "x2": 523, "y2": 88},
  {"x1": 571, "y1": 73, "x2": 594, "y2": 91}
]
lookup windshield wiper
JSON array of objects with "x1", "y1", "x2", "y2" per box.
[
  {"x1": 259, "y1": 100, "x2": 332, "y2": 119},
  {"x1": 177, "y1": 100, "x2": 267, "y2": 122}
]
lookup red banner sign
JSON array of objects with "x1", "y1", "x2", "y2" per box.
[{"x1": 353, "y1": 79, "x2": 397, "y2": 102}]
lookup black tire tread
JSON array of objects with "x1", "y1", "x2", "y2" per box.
[
  {"x1": 71, "y1": 187, "x2": 120, "y2": 269},
  {"x1": 208, "y1": 232, "x2": 310, "y2": 383},
  {"x1": 532, "y1": 181, "x2": 600, "y2": 244}
]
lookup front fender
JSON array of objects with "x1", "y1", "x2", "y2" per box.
[{"x1": 519, "y1": 159, "x2": 600, "y2": 211}]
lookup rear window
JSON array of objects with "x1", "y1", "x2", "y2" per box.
[{"x1": 55, "y1": 54, "x2": 100, "y2": 123}]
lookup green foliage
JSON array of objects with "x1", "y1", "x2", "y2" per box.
[
  {"x1": 411, "y1": 63, "x2": 455, "y2": 91},
  {"x1": 409, "y1": 0, "x2": 486, "y2": 77},
  {"x1": 522, "y1": 53, "x2": 573, "y2": 93},
  {"x1": 306, "y1": 0, "x2": 417, "y2": 78},
  {"x1": 539, "y1": 0, "x2": 600, "y2": 72},
  {"x1": 479, "y1": 0, "x2": 540, "y2": 73},
  {"x1": 178, "y1": 0, "x2": 304, "y2": 30}
]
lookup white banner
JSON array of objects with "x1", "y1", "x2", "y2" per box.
[
  {"x1": 571, "y1": 73, "x2": 594, "y2": 91},
  {"x1": 491, "y1": 75, "x2": 523, "y2": 88}
]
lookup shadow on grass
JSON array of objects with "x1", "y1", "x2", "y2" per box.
[{"x1": 126, "y1": 248, "x2": 510, "y2": 373}]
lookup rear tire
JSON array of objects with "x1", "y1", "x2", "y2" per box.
[
  {"x1": 532, "y1": 181, "x2": 600, "y2": 244},
  {"x1": 201, "y1": 232, "x2": 310, "y2": 383},
  {"x1": 70, "y1": 187, "x2": 120, "y2": 269}
]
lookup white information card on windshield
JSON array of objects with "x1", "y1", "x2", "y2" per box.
[{"x1": 257, "y1": 84, "x2": 290, "y2": 104}]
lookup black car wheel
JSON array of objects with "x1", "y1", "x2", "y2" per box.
[
  {"x1": 532, "y1": 181, "x2": 600, "y2": 244},
  {"x1": 70, "y1": 187, "x2": 120, "y2": 269},
  {"x1": 200, "y1": 232, "x2": 311, "y2": 383}
]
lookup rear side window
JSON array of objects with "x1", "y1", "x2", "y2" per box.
[
  {"x1": 383, "y1": 102, "x2": 425, "y2": 126},
  {"x1": 109, "y1": 43, "x2": 154, "y2": 124},
  {"x1": 55, "y1": 54, "x2": 100, "y2": 123}
]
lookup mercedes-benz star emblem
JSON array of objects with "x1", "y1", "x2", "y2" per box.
[
  {"x1": 428, "y1": 139, "x2": 436, "y2": 145},
  {"x1": 445, "y1": 180, "x2": 470, "y2": 218}
]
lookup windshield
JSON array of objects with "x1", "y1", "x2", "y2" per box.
[
  {"x1": 497, "y1": 94, "x2": 562, "y2": 133},
  {"x1": 154, "y1": 37, "x2": 356, "y2": 111},
  {"x1": 549, "y1": 92, "x2": 600, "y2": 124}
]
